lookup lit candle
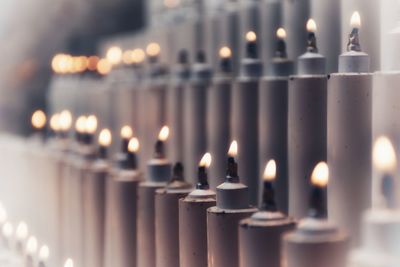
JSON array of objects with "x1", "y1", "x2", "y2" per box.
[
  {"x1": 2, "y1": 222, "x2": 13, "y2": 249},
  {"x1": 288, "y1": 18, "x2": 327, "y2": 218},
  {"x1": 207, "y1": 141, "x2": 258, "y2": 267},
  {"x1": 15, "y1": 221, "x2": 29, "y2": 254},
  {"x1": 59, "y1": 110, "x2": 73, "y2": 139},
  {"x1": 64, "y1": 258, "x2": 74, "y2": 267},
  {"x1": 38, "y1": 245, "x2": 49, "y2": 267},
  {"x1": 232, "y1": 31, "x2": 263, "y2": 205},
  {"x1": 137, "y1": 126, "x2": 172, "y2": 267},
  {"x1": 207, "y1": 46, "x2": 233, "y2": 189},
  {"x1": 49, "y1": 113, "x2": 61, "y2": 138},
  {"x1": 261, "y1": 0, "x2": 283, "y2": 65},
  {"x1": 25, "y1": 236, "x2": 38, "y2": 267},
  {"x1": 328, "y1": 11, "x2": 372, "y2": 247},
  {"x1": 179, "y1": 153, "x2": 215, "y2": 267},
  {"x1": 283, "y1": 162, "x2": 349, "y2": 267},
  {"x1": 239, "y1": 160, "x2": 296, "y2": 267},
  {"x1": 183, "y1": 50, "x2": 212, "y2": 182},
  {"x1": 239, "y1": 0, "x2": 262, "y2": 62},
  {"x1": 31, "y1": 110, "x2": 47, "y2": 140}
]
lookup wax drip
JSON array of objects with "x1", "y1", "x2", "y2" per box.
[
  {"x1": 275, "y1": 38, "x2": 287, "y2": 58},
  {"x1": 154, "y1": 140, "x2": 165, "y2": 159},
  {"x1": 226, "y1": 157, "x2": 239, "y2": 183},
  {"x1": 307, "y1": 32, "x2": 318, "y2": 53},
  {"x1": 260, "y1": 181, "x2": 278, "y2": 212},
  {"x1": 347, "y1": 28, "x2": 362, "y2": 52},
  {"x1": 308, "y1": 185, "x2": 327, "y2": 219}
]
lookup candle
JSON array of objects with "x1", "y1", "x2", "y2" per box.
[
  {"x1": 15, "y1": 221, "x2": 29, "y2": 254},
  {"x1": 239, "y1": 0, "x2": 262, "y2": 62},
  {"x1": 114, "y1": 125, "x2": 133, "y2": 163},
  {"x1": 25, "y1": 236, "x2": 38, "y2": 267},
  {"x1": 259, "y1": 27, "x2": 294, "y2": 213},
  {"x1": 328, "y1": 11, "x2": 372, "y2": 246},
  {"x1": 155, "y1": 162, "x2": 192, "y2": 267},
  {"x1": 104, "y1": 136, "x2": 142, "y2": 267},
  {"x1": 207, "y1": 46, "x2": 233, "y2": 188},
  {"x1": 137, "y1": 126, "x2": 172, "y2": 267},
  {"x1": 31, "y1": 110, "x2": 47, "y2": 140},
  {"x1": 167, "y1": 50, "x2": 191, "y2": 164},
  {"x1": 179, "y1": 153, "x2": 216, "y2": 267},
  {"x1": 83, "y1": 128, "x2": 111, "y2": 267},
  {"x1": 283, "y1": 162, "x2": 349, "y2": 267},
  {"x1": 64, "y1": 258, "x2": 74, "y2": 267},
  {"x1": 2, "y1": 222, "x2": 13, "y2": 249},
  {"x1": 232, "y1": 31, "x2": 263, "y2": 205},
  {"x1": 239, "y1": 160, "x2": 296, "y2": 267},
  {"x1": 38, "y1": 245, "x2": 49, "y2": 267},
  {"x1": 207, "y1": 141, "x2": 258, "y2": 267},
  {"x1": 288, "y1": 18, "x2": 327, "y2": 218},
  {"x1": 183, "y1": 50, "x2": 212, "y2": 181},
  {"x1": 350, "y1": 136, "x2": 400, "y2": 266},
  {"x1": 261, "y1": 0, "x2": 282, "y2": 66}
]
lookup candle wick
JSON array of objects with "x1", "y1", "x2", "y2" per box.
[
  {"x1": 261, "y1": 181, "x2": 278, "y2": 212},
  {"x1": 307, "y1": 32, "x2": 318, "y2": 53},
  {"x1": 347, "y1": 28, "x2": 362, "y2": 52}
]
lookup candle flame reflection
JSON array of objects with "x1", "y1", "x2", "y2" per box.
[
  {"x1": 311, "y1": 162, "x2": 329, "y2": 187},
  {"x1": 98, "y1": 129, "x2": 112, "y2": 147},
  {"x1": 199, "y1": 153, "x2": 212, "y2": 168},
  {"x1": 228, "y1": 140, "x2": 238, "y2": 157},
  {"x1": 263, "y1": 160, "x2": 276, "y2": 181},
  {"x1": 373, "y1": 136, "x2": 397, "y2": 172},
  {"x1": 128, "y1": 137, "x2": 140, "y2": 153},
  {"x1": 158, "y1": 126, "x2": 170, "y2": 141}
]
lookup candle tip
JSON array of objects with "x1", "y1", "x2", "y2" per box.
[
  {"x1": 132, "y1": 49, "x2": 146, "y2": 64},
  {"x1": 373, "y1": 136, "x2": 397, "y2": 172},
  {"x1": 177, "y1": 49, "x2": 189, "y2": 64},
  {"x1": 263, "y1": 160, "x2": 276, "y2": 181},
  {"x1": 199, "y1": 152, "x2": 212, "y2": 168},
  {"x1": 128, "y1": 137, "x2": 140, "y2": 153},
  {"x1": 311, "y1": 162, "x2": 329, "y2": 187},
  {"x1": 98, "y1": 128, "x2": 112, "y2": 147},
  {"x1": 31, "y1": 110, "x2": 47, "y2": 129}
]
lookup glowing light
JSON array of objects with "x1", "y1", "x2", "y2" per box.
[
  {"x1": 75, "y1": 116, "x2": 87, "y2": 133},
  {"x1": 49, "y1": 114, "x2": 61, "y2": 132},
  {"x1": 106, "y1": 46, "x2": 122, "y2": 65},
  {"x1": 146, "y1": 43, "x2": 161, "y2": 57},
  {"x1": 26, "y1": 236, "x2": 38, "y2": 255},
  {"x1": 16, "y1": 221, "x2": 28, "y2": 241},
  {"x1": 97, "y1": 58, "x2": 112, "y2": 75},
  {"x1": 132, "y1": 49, "x2": 146, "y2": 63},
  {"x1": 98, "y1": 129, "x2": 112, "y2": 147},
  {"x1": 2, "y1": 222, "x2": 13, "y2": 238},
  {"x1": 120, "y1": 125, "x2": 133, "y2": 139},
  {"x1": 373, "y1": 136, "x2": 397, "y2": 172},
  {"x1": 85, "y1": 115, "x2": 98, "y2": 134},
  {"x1": 311, "y1": 162, "x2": 329, "y2": 187},
  {"x1": 219, "y1": 46, "x2": 232, "y2": 58},
  {"x1": 64, "y1": 258, "x2": 74, "y2": 267},
  {"x1": 307, "y1": 19, "x2": 317, "y2": 32},
  {"x1": 164, "y1": 0, "x2": 180, "y2": 8},
  {"x1": 199, "y1": 153, "x2": 212, "y2": 168},
  {"x1": 350, "y1": 11, "x2": 361, "y2": 28},
  {"x1": 245, "y1": 31, "x2": 257, "y2": 42},
  {"x1": 39, "y1": 245, "x2": 50, "y2": 261},
  {"x1": 31, "y1": 110, "x2": 46, "y2": 129},
  {"x1": 276, "y1": 28, "x2": 287, "y2": 39},
  {"x1": 0, "y1": 203, "x2": 7, "y2": 224},
  {"x1": 263, "y1": 160, "x2": 276, "y2": 181},
  {"x1": 122, "y1": 50, "x2": 134, "y2": 65},
  {"x1": 158, "y1": 126, "x2": 170, "y2": 141},
  {"x1": 59, "y1": 110, "x2": 72, "y2": 131},
  {"x1": 128, "y1": 137, "x2": 140, "y2": 153},
  {"x1": 72, "y1": 56, "x2": 88, "y2": 73},
  {"x1": 87, "y1": 56, "x2": 99, "y2": 71},
  {"x1": 228, "y1": 140, "x2": 238, "y2": 157}
]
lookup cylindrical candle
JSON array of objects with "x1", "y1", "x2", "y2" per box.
[
  {"x1": 155, "y1": 163, "x2": 192, "y2": 267},
  {"x1": 328, "y1": 12, "x2": 372, "y2": 246},
  {"x1": 207, "y1": 47, "x2": 233, "y2": 188},
  {"x1": 183, "y1": 51, "x2": 212, "y2": 181},
  {"x1": 259, "y1": 28, "x2": 294, "y2": 213},
  {"x1": 261, "y1": 0, "x2": 282, "y2": 65},
  {"x1": 232, "y1": 31, "x2": 263, "y2": 205}
]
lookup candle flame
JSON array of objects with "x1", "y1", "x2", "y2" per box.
[
  {"x1": 373, "y1": 136, "x2": 397, "y2": 172},
  {"x1": 26, "y1": 236, "x2": 38, "y2": 255},
  {"x1": 263, "y1": 160, "x2": 276, "y2": 181},
  {"x1": 306, "y1": 18, "x2": 317, "y2": 32},
  {"x1": 87, "y1": 56, "x2": 100, "y2": 71},
  {"x1": 276, "y1": 28, "x2": 287, "y2": 39},
  {"x1": 128, "y1": 137, "x2": 140, "y2": 153},
  {"x1": 16, "y1": 221, "x2": 28, "y2": 241},
  {"x1": 59, "y1": 110, "x2": 72, "y2": 131},
  {"x1": 158, "y1": 126, "x2": 170, "y2": 141},
  {"x1": 106, "y1": 46, "x2": 122, "y2": 65},
  {"x1": 31, "y1": 110, "x2": 46, "y2": 129},
  {"x1": 146, "y1": 42, "x2": 161, "y2": 57},
  {"x1": 311, "y1": 162, "x2": 329, "y2": 187},
  {"x1": 219, "y1": 46, "x2": 232, "y2": 58},
  {"x1": 122, "y1": 50, "x2": 134, "y2": 65},
  {"x1": 228, "y1": 140, "x2": 238, "y2": 157},
  {"x1": 50, "y1": 113, "x2": 61, "y2": 132},
  {"x1": 350, "y1": 11, "x2": 361, "y2": 28},
  {"x1": 75, "y1": 116, "x2": 87, "y2": 133},
  {"x1": 39, "y1": 245, "x2": 50, "y2": 261},
  {"x1": 2, "y1": 222, "x2": 13, "y2": 238},
  {"x1": 64, "y1": 258, "x2": 74, "y2": 267},
  {"x1": 132, "y1": 49, "x2": 146, "y2": 63},
  {"x1": 85, "y1": 115, "x2": 98, "y2": 134},
  {"x1": 120, "y1": 125, "x2": 133, "y2": 139},
  {"x1": 97, "y1": 58, "x2": 112, "y2": 75},
  {"x1": 98, "y1": 129, "x2": 112, "y2": 147},
  {"x1": 199, "y1": 152, "x2": 212, "y2": 168},
  {"x1": 245, "y1": 31, "x2": 257, "y2": 42}
]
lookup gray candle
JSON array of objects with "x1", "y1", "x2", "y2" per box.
[
  {"x1": 207, "y1": 47, "x2": 233, "y2": 188},
  {"x1": 259, "y1": 27, "x2": 294, "y2": 213},
  {"x1": 179, "y1": 153, "x2": 216, "y2": 267},
  {"x1": 232, "y1": 31, "x2": 263, "y2": 205},
  {"x1": 239, "y1": 0, "x2": 262, "y2": 61},
  {"x1": 104, "y1": 137, "x2": 142, "y2": 267},
  {"x1": 328, "y1": 12, "x2": 372, "y2": 246},
  {"x1": 155, "y1": 163, "x2": 192, "y2": 267},
  {"x1": 207, "y1": 143, "x2": 258, "y2": 267},
  {"x1": 137, "y1": 127, "x2": 172, "y2": 267},
  {"x1": 183, "y1": 51, "x2": 212, "y2": 182},
  {"x1": 283, "y1": 162, "x2": 349, "y2": 267},
  {"x1": 261, "y1": 0, "x2": 282, "y2": 65},
  {"x1": 239, "y1": 160, "x2": 296, "y2": 267},
  {"x1": 167, "y1": 50, "x2": 191, "y2": 164},
  {"x1": 288, "y1": 19, "x2": 327, "y2": 218}
]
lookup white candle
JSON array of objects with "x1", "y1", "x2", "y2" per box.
[
  {"x1": 15, "y1": 221, "x2": 28, "y2": 254},
  {"x1": 38, "y1": 245, "x2": 49, "y2": 267},
  {"x1": 25, "y1": 236, "x2": 38, "y2": 267},
  {"x1": 2, "y1": 222, "x2": 13, "y2": 249}
]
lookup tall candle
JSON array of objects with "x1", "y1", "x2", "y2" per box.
[
  {"x1": 259, "y1": 28, "x2": 294, "y2": 213},
  {"x1": 207, "y1": 47, "x2": 233, "y2": 188},
  {"x1": 328, "y1": 11, "x2": 372, "y2": 246},
  {"x1": 288, "y1": 19, "x2": 327, "y2": 218},
  {"x1": 232, "y1": 31, "x2": 263, "y2": 205},
  {"x1": 239, "y1": 0, "x2": 262, "y2": 61},
  {"x1": 261, "y1": 0, "x2": 283, "y2": 65}
]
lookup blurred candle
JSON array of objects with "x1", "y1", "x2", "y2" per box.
[
  {"x1": 38, "y1": 245, "x2": 50, "y2": 267},
  {"x1": 15, "y1": 221, "x2": 29, "y2": 254},
  {"x1": 25, "y1": 236, "x2": 38, "y2": 267},
  {"x1": 2, "y1": 222, "x2": 13, "y2": 249}
]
